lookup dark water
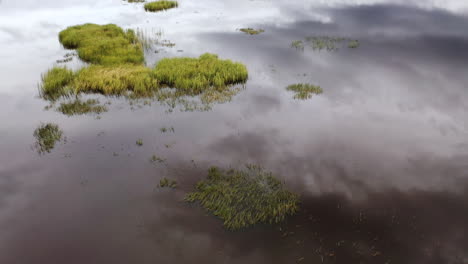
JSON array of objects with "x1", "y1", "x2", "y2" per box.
[{"x1": 1, "y1": 1, "x2": 468, "y2": 263}]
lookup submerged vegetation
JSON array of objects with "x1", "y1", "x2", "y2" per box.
[
  {"x1": 286, "y1": 83, "x2": 323, "y2": 100},
  {"x1": 57, "y1": 99, "x2": 108, "y2": 116},
  {"x1": 144, "y1": 1, "x2": 178, "y2": 12},
  {"x1": 185, "y1": 165, "x2": 299, "y2": 230},
  {"x1": 33, "y1": 123, "x2": 64, "y2": 154},
  {"x1": 59, "y1": 24, "x2": 144, "y2": 65},
  {"x1": 159, "y1": 177, "x2": 177, "y2": 188},
  {"x1": 292, "y1": 36, "x2": 360, "y2": 52},
  {"x1": 39, "y1": 67, "x2": 75, "y2": 101},
  {"x1": 239, "y1": 28, "x2": 265, "y2": 35},
  {"x1": 136, "y1": 139, "x2": 143, "y2": 146}
]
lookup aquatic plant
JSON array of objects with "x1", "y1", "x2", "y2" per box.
[
  {"x1": 348, "y1": 40, "x2": 360, "y2": 49},
  {"x1": 305, "y1": 36, "x2": 346, "y2": 51},
  {"x1": 33, "y1": 123, "x2": 63, "y2": 154},
  {"x1": 39, "y1": 67, "x2": 75, "y2": 101},
  {"x1": 185, "y1": 165, "x2": 299, "y2": 230},
  {"x1": 153, "y1": 53, "x2": 248, "y2": 94},
  {"x1": 58, "y1": 23, "x2": 144, "y2": 65},
  {"x1": 73, "y1": 65, "x2": 158, "y2": 96},
  {"x1": 291, "y1": 40, "x2": 304, "y2": 51},
  {"x1": 144, "y1": 1, "x2": 178, "y2": 12},
  {"x1": 239, "y1": 28, "x2": 265, "y2": 35},
  {"x1": 159, "y1": 177, "x2": 177, "y2": 188},
  {"x1": 136, "y1": 139, "x2": 143, "y2": 146},
  {"x1": 57, "y1": 99, "x2": 108, "y2": 116},
  {"x1": 127, "y1": 0, "x2": 145, "y2": 2},
  {"x1": 150, "y1": 154, "x2": 166, "y2": 163},
  {"x1": 286, "y1": 83, "x2": 323, "y2": 100}
]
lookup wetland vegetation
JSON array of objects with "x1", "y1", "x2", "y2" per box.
[
  {"x1": 185, "y1": 165, "x2": 299, "y2": 230},
  {"x1": 286, "y1": 83, "x2": 323, "y2": 100},
  {"x1": 291, "y1": 36, "x2": 360, "y2": 52},
  {"x1": 33, "y1": 123, "x2": 64, "y2": 154},
  {"x1": 144, "y1": 1, "x2": 178, "y2": 12},
  {"x1": 57, "y1": 99, "x2": 108, "y2": 116},
  {"x1": 239, "y1": 28, "x2": 265, "y2": 35},
  {"x1": 159, "y1": 177, "x2": 177, "y2": 188}
]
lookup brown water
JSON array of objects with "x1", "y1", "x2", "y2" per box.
[{"x1": 1, "y1": 1, "x2": 468, "y2": 263}]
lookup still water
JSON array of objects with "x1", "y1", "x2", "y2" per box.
[{"x1": 1, "y1": 0, "x2": 468, "y2": 263}]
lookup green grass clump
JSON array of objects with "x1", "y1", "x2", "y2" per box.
[
  {"x1": 144, "y1": 1, "x2": 178, "y2": 12},
  {"x1": 239, "y1": 28, "x2": 265, "y2": 35},
  {"x1": 348, "y1": 40, "x2": 360, "y2": 48},
  {"x1": 39, "y1": 67, "x2": 75, "y2": 101},
  {"x1": 33, "y1": 123, "x2": 63, "y2": 154},
  {"x1": 185, "y1": 165, "x2": 299, "y2": 230},
  {"x1": 159, "y1": 177, "x2": 177, "y2": 188},
  {"x1": 57, "y1": 99, "x2": 108, "y2": 116},
  {"x1": 58, "y1": 24, "x2": 144, "y2": 65},
  {"x1": 150, "y1": 154, "x2": 166, "y2": 163},
  {"x1": 73, "y1": 65, "x2": 158, "y2": 96},
  {"x1": 153, "y1": 53, "x2": 248, "y2": 94},
  {"x1": 286, "y1": 83, "x2": 323, "y2": 100},
  {"x1": 291, "y1": 40, "x2": 304, "y2": 51},
  {"x1": 136, "y1": 139, "x2": 143, "y2": 146}
]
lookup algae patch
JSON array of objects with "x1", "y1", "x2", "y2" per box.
[
  {"x1": 286, "y1": 83, "x2": 323, "y2": 100},
  {"x1": 144, "y1": 1, "x2": 178, "y2": 12},
  {"x1": 33, "y1": 123, "x2": 64, "y2": 154},
  {"x1": 185, "y1": 165, "x2": 299, "y2": 230},
  {"x1": 57, "y1": 99, "x2": 108, "y2": 116}
]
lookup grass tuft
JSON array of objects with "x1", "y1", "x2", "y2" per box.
[
  {"x1": 136, "y1": 139, "x2": 143, "y2": 146},
  {"x1": 286, "y1": 83, "x2": 323, "y2": 100},
  {"x1": 33, "y1": 123, "x2": 63, "y2": 154},
  {"x1": 58, "y1": 23, "x2": 144, "y2": 65},
  {"x1": 144, "y1": 1, "x2": 178, "y2": 12},
  {"x1": 185, "y1": 165, "x2": 299, "y2": 230},
  {"x1": 153, "y1": 53, "x2": 248, "y2": 95},
  {"x1": 348, "y1": 40, "x2": 360, "y2": 48},
  {"x1": 39, "y1": 67, "x2": 75, "y2": 101},
  {"x1": 239, "y1": 28, "x2": 265, "y2": 35},
  {"x1": 159, "y1": 177, "x2": 177, "y2": 188}
]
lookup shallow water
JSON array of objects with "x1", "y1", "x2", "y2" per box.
[{"x1": 1, "y1": 0, "x2": 468, "y2": 263}]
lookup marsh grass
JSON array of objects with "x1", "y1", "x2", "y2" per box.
[
  {"x1": 286, "y1": 83, "x2": 323, "y2": 100},
  {"x1": 154, "y1": 53, "x2": 248, "y2": 94},
  {"x1": 57, "y1": 99, "x2": 108, "y2": 116},
  {"x1": 33, "y1": 123, "x2": 64, "y2": 154},
  {"x1": 144, "y1": 1, "x2": 178, "y2": 12},
  {"x1": 136, "y1": 139, "x2": 143, "y2": 146},
  {"x1": 39, "y1": 67, "x2": 75, "y2": 101},
  {"x1": 185, "y1": 165, "x2": 299, "y2": 230},
  {"x1": 150, "y1": 154, "x2": 166, "y2": 163},
  {"x1": 159, "y1": 177, "x2": 177, "y2": 188},
  {"x1": 348, "y1": 40, "x2": 360, "y2": 48},
  {"x1": 239, "y1": 28, "x2": 265, "y2": 35},
  {"x1": 291, "y1": 40, "x2": 304, "y2": 51},
  {"x1": 59, "y1": 23, "x2": 144, "y2": 65}
]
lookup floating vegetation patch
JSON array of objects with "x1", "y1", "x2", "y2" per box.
[
  {"x1": 291, "y1": 40, "x2": 304, "y2": 51},
  {"x1": 126, "y1": 0, "x2": 145, "y2": 2},
  {"x1": 154, "y1": 53, "x2": 248, "y2": 95},
  {"x1": 59, "y1": 23, "x2": 144, "y2": 65},
  {"x1": 150, "y1": 154, "x2": 166, "y2": 163},
  {"x1": 33, "y1": 123, "x2": 64, "y2": 154},
  {"x1": 136, "y1": 139, "x2": 143, "y2": 146},
  {"x1": 159, "y1": 177, "x2": 177, "y2": 188},
  {"x1": 185, "y1": 165, "x2": 299, "y2": 230},
  {"x1": 292, "y1": 36, "x2": 360, "y2": 52},
  {"x1": 239, "y1": 28, "x2": 265, "y2": 35},
  {"x1": 286, "y1": 83, "x2": 323, "y2": 100},
  {"x1": 57, "y1": 99, "x2": 108, "y2": 116},
  {"x1": 160, "y1": 127, "x2": 174, "y2": 133},
  {"x1": 144, "y1": 1, "x2": 178, "y2": 12}
]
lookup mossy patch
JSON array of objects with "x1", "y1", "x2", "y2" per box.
[
  {"x1": 239, "y1": 28, "x2": 265, "y2": 35},
  {"x1": 144, "y1": 1, "x2": 178, "y2": 12},
  {"x1": 153, "y1": 53, "x2": 248, "y2": 95},
  {"x1": 59, "y1": 23, "x2": 144, "y2": 65},
  {"x1": 286, "y1": 83, "x2": 323, "y2": 100},
  {"x1": 33, "y1": 123, "x2": 64, "y2": 154},
  {"x1": 185, "y1": 165, "x2": 299, "y2": 230},
  {"x1": 57, "y1": 99, "x2": 108, "y2": 116}
]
